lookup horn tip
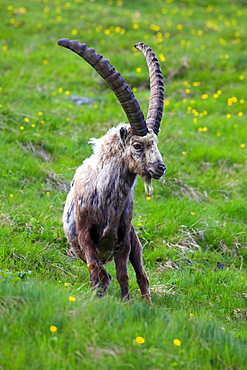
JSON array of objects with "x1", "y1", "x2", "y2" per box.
[
  {"x1": 57, "y1": 38, "x2": 71, "y2": 47},
  {"x1": 134, "y1": 42, "x2": 144, "y2": 50}
]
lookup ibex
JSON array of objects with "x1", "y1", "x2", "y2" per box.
[{"x1": 58, "y1": 38, "x2": 165, "y2": 302}]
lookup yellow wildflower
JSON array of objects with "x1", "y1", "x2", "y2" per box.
[
  {"x1": 50, "y1": 326, "x2": 57, "y2": 333},
  {"x1": 173, "y1": 339, "x2": 181, "y2": 346},
  {"x1": 136, "y1": 336, "x2": 145, "y2": 344}
]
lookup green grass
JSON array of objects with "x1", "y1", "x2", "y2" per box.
[
  {"x1": 0, "y1": 0, "x2": 247, "y2": 368},
  {"x1": 1, "y1": 279, "x2": 247, "y2": 370}
]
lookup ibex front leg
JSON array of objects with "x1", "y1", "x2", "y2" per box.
[
  {"x1": 129, "y1": 226, "x2": 151, "y2": 303},
  {"x1": 78, "y1": 229, "x2": 111, "y2": 297}
]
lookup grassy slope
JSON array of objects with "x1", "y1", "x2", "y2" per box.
[{"x1": 0, "y1": 0, "x2": 247, "y2": 368}]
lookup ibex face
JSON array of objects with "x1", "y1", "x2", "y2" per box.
[{"x1": 127, "y1": 130, "x2": 165, "y2": 180}]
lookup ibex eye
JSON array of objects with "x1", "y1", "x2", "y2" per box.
[{"x1": 133, "y1": 143, "x2": 142, "y2": 150}]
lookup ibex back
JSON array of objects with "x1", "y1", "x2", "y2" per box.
[{"x1": 58, "y1": 39, "x2": 166, "y2": 302}]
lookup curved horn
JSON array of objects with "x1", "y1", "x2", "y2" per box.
[
  {"x1": 135, "y1": 42, "x2": 164, "y2": 135},
  {"x1": 58, "y1": 38, "x2": 148, "y2": 137}
]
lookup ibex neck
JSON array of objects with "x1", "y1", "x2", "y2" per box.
[
  {"x1": 123, "y1": 168, "x2": 137, "y2": 190},
  {"x1": 102, "y1": 161, "x2": 136, "y2": 197}
]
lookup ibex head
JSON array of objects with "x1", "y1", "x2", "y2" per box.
[{"x1": 57, "y1": 39, "x2": 166, "y2": 193}]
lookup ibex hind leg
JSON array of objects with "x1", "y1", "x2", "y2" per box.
[
  {"x1": 64, "y1": 220, "x2": 86, "y2": 261},
  {"x1": 63, "y1": 197, "x2": 85, "y2": 259},
  {"x1": 115, "y1": 259, "x2": 130, "y2": 301},
  {"x1": 129, "y1": 226, "x2": 151, "y2": 303}
]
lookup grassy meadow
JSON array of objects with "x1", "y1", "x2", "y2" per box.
[{"x1": 1, "y1": 0, "x2": 247, "y2": 368}]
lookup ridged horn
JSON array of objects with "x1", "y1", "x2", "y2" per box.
[
  {"x1": 135, "y1": 42, "x2": 164, "y2": 135},
  {"x1": 58, "y1": 38, "x2": 148, "y2": 137}
]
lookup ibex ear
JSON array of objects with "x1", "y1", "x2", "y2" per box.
[{"x1": 120, "y1": 127, "x2": 128, "y2": 146}]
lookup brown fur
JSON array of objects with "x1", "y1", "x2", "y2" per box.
[{"x1": 63, "y1": 124, "x2": 165, "y2": 301}]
